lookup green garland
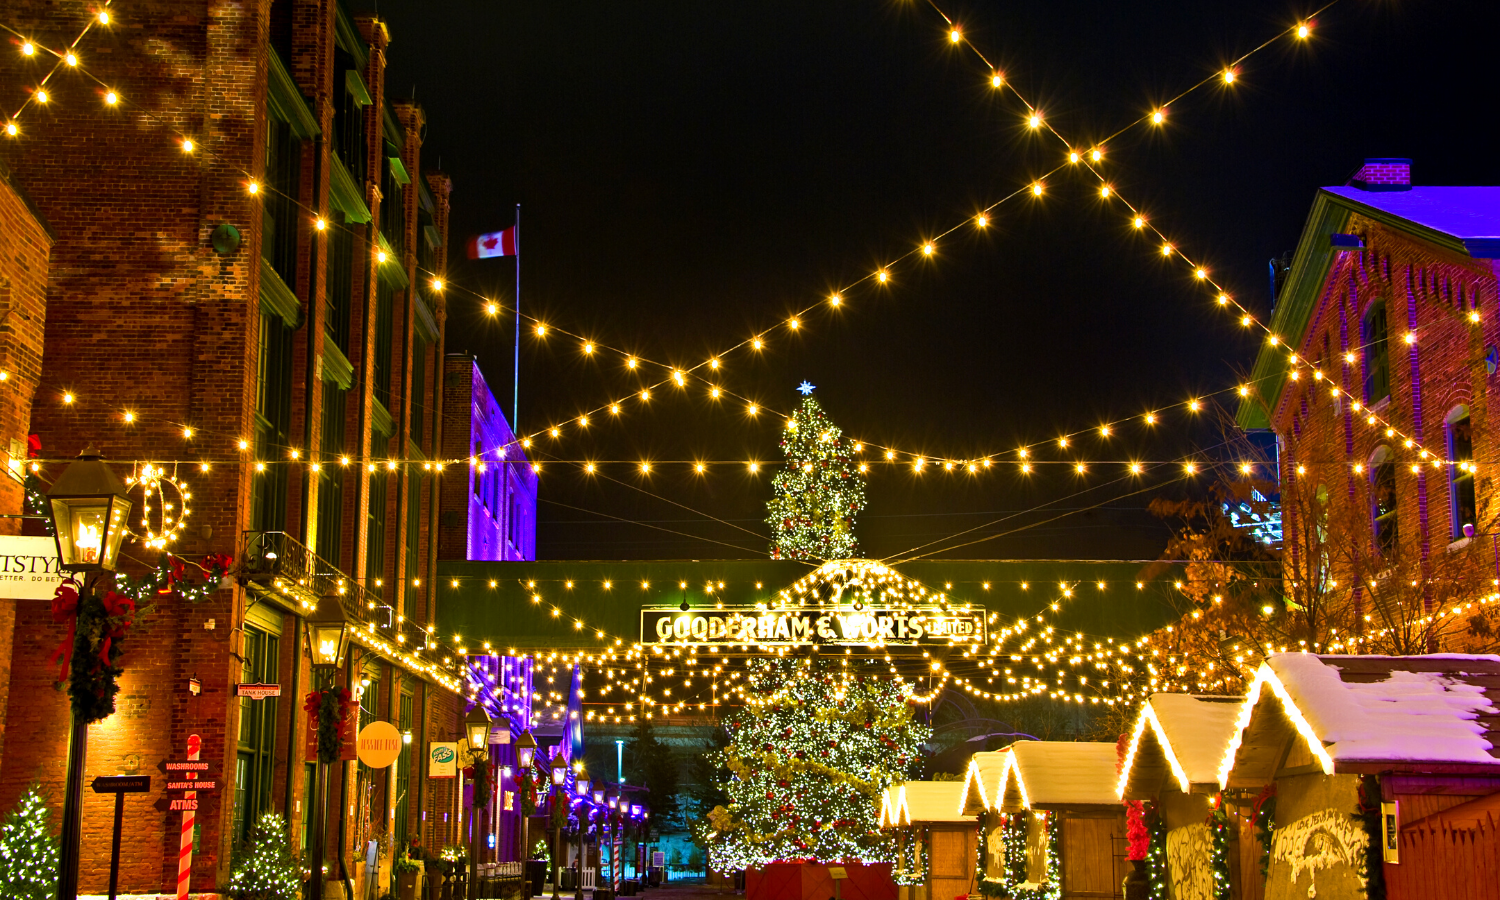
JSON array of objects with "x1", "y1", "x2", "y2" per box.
[
  {"x1": 303, "y1": 689, "x2": 356, "y2": 764},
  {"x1": 1208, "y1": 798, "x2": 1231, "y2": 900},
  {"x1": 115, "y1": 552, "x2": 235, "y2": 605},
  {"x1": 1357, "y1": 776, "x2": 1385, "y2": 900},
  {"x1": 1145, "y1": 803, "x2": 1168, "y2": 900},
  {"x1": 23, "y1": 474, "x2": 53, "y2": 536},
  {"x1": 1251, "y1": 786, "x2": 1276, "y2": 882},
  {"x1": 471, "y1": 758, "x2": 492, "y2": 811}
]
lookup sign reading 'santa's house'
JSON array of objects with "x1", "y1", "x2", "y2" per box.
[
  {"x1": 640, "y1": 606, "x2": 985, "y2": 646},
  {"x1": 0, "y1": 535, "x2": 66, "y2": 600}
]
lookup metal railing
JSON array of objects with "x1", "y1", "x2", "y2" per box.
[{"x1": 239, "y1": 530, "x2": 370, "y2": 622}]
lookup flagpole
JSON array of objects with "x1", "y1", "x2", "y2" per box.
[{"x1": 512, "y1": 203, "x2": 521, "y2": 434}]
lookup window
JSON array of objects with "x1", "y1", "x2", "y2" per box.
[
  {"x1": 300, "y1": 763, "x2": 315, "y2": 855},
  {"x1": 262, "y1": 115, "x2": 301, "y2": 287},
  {"x1": 332, "y1": 49, "x2": 366, "y2": 181},
  {"x1": 373, "y1": 279, "x2": 395, "y2": 411},
  {"x1": 234, "y1": 625, "x2": 280, "y2": 847},
  {"x1": 1371, "y1": 447, "x2": 1398, "y2": 555},
  {"x1": 252, "y1": 314, "x2": 294, "y2": 532},
  {"x1": 1447, "y1": 407, "x2": 1476, "y2": 539},
  {"x1": 380, "y1": 149, "x2": 407, "y2": 262},
  {"x1": 404, "y1": 473, "x2": 425, "y2": 619},
  {"x1": 394, "y1": 690, "x2": 413, "y2": 846},
  {"x1": 1362, "y1": 299, "x2": 1391, "y2": 404},
  {"x1": 365, "y1": 469, "x2": 388, "y2": 601},
  {"x1": 317, "y1": 381, "x2": 346, "y2": 564},
  {"x1": 410, "y1": 339, "x2": 427, "y2": 451},
  {"x1": 325, "y1": 214, "x2": 354, "y2": 354}
]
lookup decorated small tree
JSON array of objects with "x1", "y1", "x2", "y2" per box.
[
  {"x1": 0, "y1": 785, "x2": 59, "y2": 900},
  {"x1": 766, "y1": 388, "x2": 866, "y2": 560},
  {"x1": 702, "y1": 658, "x2": 929, "y2": 869},
  {"x1": 228, "y1": 812, "x2": 300, "y2": 900}
]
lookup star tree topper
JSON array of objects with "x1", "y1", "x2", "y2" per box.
[{"x1": 797, "y1": 381, "x2": 816, "y2": 395}]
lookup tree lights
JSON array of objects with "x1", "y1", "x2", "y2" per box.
[{"x1": 766, "y1": 392, "x2": 866, "y2": 561}]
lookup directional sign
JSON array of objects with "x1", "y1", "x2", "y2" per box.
[
  {"x1": 165, "y1": 778, "x2": 217, "y2": 791},
  {"x1": 91, "y1": 775, "x2": 151, "y2": 794}
]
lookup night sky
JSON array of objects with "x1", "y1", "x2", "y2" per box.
[{"x1": 357, "y1": 0, "x2": 1499, "y2": 561}]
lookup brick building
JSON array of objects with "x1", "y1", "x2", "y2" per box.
[
  {"x1": 0, "y1": 1, "x2": 486, "y2": 894},
  {"x1": 439, "y1": 354, "x2": 537, "y2": 563},
  {"x1": 1238, "y1": 159, "x2": 1500, "y2": 647},
  {"x1": 0, "y1": 162, "x2": 52, "y2": 767}
]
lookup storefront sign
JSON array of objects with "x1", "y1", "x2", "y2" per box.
[
  {"x1": 0, "y1": 535, "x2": 66, "y2": 599},
  {"x1": 640, "y1": 605, "x2": 985, "y2": 646},
  {"x1": 235, "y1": 683, "x2": 281, "y2": 700},
  {"x1": 429, "y1": 742, "x2": 458, "y2": 778},
  {"x1": 356, "y1": 721, "x2": 404, "y2": 768}
]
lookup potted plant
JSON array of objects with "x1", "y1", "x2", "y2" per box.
[
  {"x1": 423, "y1": 851, "x2": 447, "y2": 900},
  {"x1": 394, "y1": 851, "x2": 421, "y2": 900}
]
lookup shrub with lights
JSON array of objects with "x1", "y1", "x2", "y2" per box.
[
  {"x1": 701, "y1": 658, "x2": 928, "y2": 869},
  {"x1": 766, "y1": 392, "x2": 866, "y2": 560},
  {"x1": 0, "y1": 784, "x2": 59, "y2": 900},
  {"x1": 227, "y1": 812, "x2": 301, "y2": 900}
]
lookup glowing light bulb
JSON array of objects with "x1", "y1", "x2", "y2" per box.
[
  {"x1": 183, "y1": 427, "x2": 195, "y2": 439},
  {"x1": 1404, "y1": 332, "x2": 1417, "y2": 344},
  {"x1": 314, "y1": 217, "x2": 326, "y2": 231},
  {"x1": 876, "y1": 269, "x2": 889, "y2": 283},
  {"x1": 1469, "y1": 310, "x2": 1481, "y2": 323},
  {"x1": 35, "y1": 90, "x2": 48, "y2": 104},
  {"x1": 747, "y1": 404, "x2": 758, "y2": 416},
  {"x1": 829, "y1": 293, "x2": 841, "y2": 306},
  {"x1": 1222, "y1": 69, "x2": 1236, "y2": 84},
  {"x1": 1133, "y1": 216, "x2": 1146, "y2": 229},
  {"x1": 639, "y1": 462, "x2": 650, "y2": 474},
  {"x1": 1075, "y1": 463, "x2": 1087, "y2": 475},
  {"x1": 65, "y1": 52, "x2": 78, "y2": 66},
  {"x1": 975, "y1": 213, "x2": 989, "y2": 227},
  {"x1": 922, "y1": 242, "x2": 934, "y2": 256},
  {"x1": 1100, "y1": 185, "x2": 1112, "y2": 198},
  {"x1": 1161, "y1": 243, "x2": 1174, "y2": 256},
  {"x1": 1068, "y1": 151, "x2": 1080, "y2": 164},
  {"x1": 247, "y1": 180, "x2": 259, "y2": 194},
  {"x1": 752, "y1": 338, "x2": 764, "y2": 350},
  {"x1": 990, "y1": 72, "x2": 1003, "y2": 87},
  {"x1": 609, "y1": 403, "x2": 621, "y2": 415},
  {"x1": 1151, "y1": 108, "x2": 1166, "y2": 124},
  {"x1": 1027, "y1": 112, "x2": 1042, "y2": 129},
  {"x1": 1091, "y1": 148, "x2": 1103, "y2": 162},
  {"x1": 949, "y1": 28, "x2": 962, "y2": 43},
  {"x1": 123, "y1": 411, "x2": 135, "y2": 423},
  {"x1": 787, "y1": 317, "x2": 800, "y2": 329},
  {"x1": 238, "y1": 439, "x2": 249, "y2": 451},
  {"x1": 1130, "y1": 463, "x2": 1142, "y2": 474},
  {"x1": 104, "y1": 90, "x2": 118, "y2": 105},
  {"x1": 626, "y1": 357, "x2": 638, "y2": 369},
  {"x1": 1188, "y1": 399, "x2": 1202, "y2": 412},
  {"x1": 21, "y1": 42, "x2": 35, "y2": 56},
  {"x1": 4, "y1": 123, "x2": 16, "y2": 137},
  {"x1": 748, "y1": 462, "x2": 759, "y2": 473},
  {"x1": 535, "y1": 324, "x2": 547, "y2": 336},
  {"x1": 1296, "y1": 22, "x2": 1311, "y2": 39}
]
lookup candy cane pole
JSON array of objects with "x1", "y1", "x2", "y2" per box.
[{"x1": 177, "y1": 733, "x2": 200, "y2": 900}]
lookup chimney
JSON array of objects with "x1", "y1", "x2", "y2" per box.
[{"x1": 1349, "y1": 158, "x2": 1411, "y2": 192}]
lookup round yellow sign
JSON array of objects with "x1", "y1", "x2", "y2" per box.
[{"x1": 356, "y1": 720, "x2": 404, "y2": 768}]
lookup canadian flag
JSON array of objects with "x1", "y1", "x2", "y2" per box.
[{"x1": 467, "y1": 226, "x2": 517, "y2": 259}]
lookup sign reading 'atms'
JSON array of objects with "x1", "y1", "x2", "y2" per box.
[{"x1": 641, "y1": 606, "x2": 985, "y2": 646}]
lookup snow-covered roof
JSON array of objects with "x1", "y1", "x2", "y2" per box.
[
  {"x1": 900, "y1": 782, "x2": 970, "y2": 823},
  {"x1": 878, "y1": 785, "x2": 900, "y2": 828},
  {"x1": 1220, "y1": 654, "x2": 1500, "y2": 787},
  {"x1": 1118, "y1": 694, "x2": 1242, "y2": 799},
  {"x1": 959, "y1": 749, "x2": 1010, "y2": 815},
  {"x1": 1003, "y1": 741, "x2": 1120, "y2": 809}
]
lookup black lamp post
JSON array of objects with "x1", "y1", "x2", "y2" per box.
[
  {"x1": 47, "y1": 449, "x2": 132, "y2": 900},
  {"x1": 573, "y1": 763, "x2": 591, "y2": 900},
  {"x1": 550, "y1": 751, "x2": 568, "y2": 900},
  {"x1": 305, "y1": 597, "x2": 352, "y2": 900},
  {"x1": 465, "y1": 706, "x2": 494, "y2": 900}
]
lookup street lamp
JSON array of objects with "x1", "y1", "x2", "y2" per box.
[
  {"x1": 550, "y1": 752, "x2": 569, "y2": 900},
  {"x1": 606, "y1": 794, "x2": 619, "y2": 890},
  {"x1": 573, "y1": 763, "x2": 591, "y2": 900},
  {"x1": 516, "y1": 730, "x2": 538, "y2": 890},
  {"x1": 46, "y1": 449, "x2": 132, "y2": 900},
  {"x1": 306, "y1": 597, "x2": 352, "y2": 900},
  {"x1": 465, "y1": 706, "x2": 494, "y2": 900}
]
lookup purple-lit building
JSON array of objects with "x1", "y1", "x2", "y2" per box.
[{"x1": 441, "y1": 354, "x2": 538, "y2": 561}]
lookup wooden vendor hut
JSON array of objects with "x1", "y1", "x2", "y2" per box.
[
  {"x1": 879, "y1": 781, "x2": 978, "y2": 900},
  {"x1": 959, "y1": 750, "x2": 1011, "y2": 891},
  {"x1": 984, "y1": 742, "x2": 1127, "y2": 899},
  {"x1": 1219, "y1": 653, "x2": 1500, "y2": 900},
  {"x1": 1117, "y1": 693, "x2": 1248, "y2": 900}
]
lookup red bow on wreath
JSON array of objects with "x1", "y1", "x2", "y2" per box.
[
  {"x1": 165, "y1": 557, "x2": 187, "y2": 586},
  {"x1": 50, "y1": 578, "x2": 81, "y2": 681},
  {"x1": 96, "y1": 591, "x2": 137, "y2": 666}
]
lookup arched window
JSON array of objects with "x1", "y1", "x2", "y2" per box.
[
  {"x1": 1446, "y1": 406, "x2": 1476, "y2": 539},
  {"x1": 1370, "y1": 446, "x2": 1397, "y2": 555},
  {"x1": 1363, "y1": 299, "x2": 1391, "y2": 404}
]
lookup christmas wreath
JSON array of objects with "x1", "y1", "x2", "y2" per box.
[
  {"x1": 303, "y1": 688, "x2": 357, "y2": 763},
  {"x1": 51, "y1": 577, "x2": 138, "y2": 724}
]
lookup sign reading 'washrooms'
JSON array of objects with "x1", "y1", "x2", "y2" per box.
[{"x1": 640, "y1": 606, "x2": 985, "y2": 646}]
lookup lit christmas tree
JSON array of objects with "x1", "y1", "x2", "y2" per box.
[
  {"x1": 0, "y1": 785, "x2": 59, "y2": 900},
  {"x1": 702, "y1": 658, "x2": 929, "y2": 869},
  {"x1": 228, "y1": 812, "x2": 300, "y2": 900},
  {"x1": 767, "y1": 386, "x2": 866, "y2": 560}
]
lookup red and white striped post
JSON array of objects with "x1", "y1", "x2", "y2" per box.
[{"x1": 177, "y1": 733, "x2": 200, "y2": 900}]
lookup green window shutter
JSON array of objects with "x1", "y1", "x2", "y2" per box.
[
  {"x1": 266, "y1": 47, "x2": 320, "y2": 139},
  {"x1": 329, "y1": 154, "x2": 371, "y2": 223},
  {"x1": 413, "y1": 289, "x2": 440, "y2": 344},
  {"x1": 321, "y1": 332, "x2": 354, "y2": 390},
  {"x1": 388, "y1": 155, "x2": 410, "y2": 186},
  {"x1": 344, "y1": 68, "x2": 372, "y2": 107},
  {"x1": 259, "y1": 258, "x2": 301, "y2": 328},
  {"x1": 372, "y1": 398, "x2": 394, "y2": 439},
  {"x1": 376, "y1": 233, "x2": 409, "y2": 288}
]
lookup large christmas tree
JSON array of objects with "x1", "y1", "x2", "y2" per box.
[
  {"x1": 702, "y1": 658, "x2": 930, "y2": 869},
  {"x1": 767, "y1": 389, "x2": 866, "y2": 560}
]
